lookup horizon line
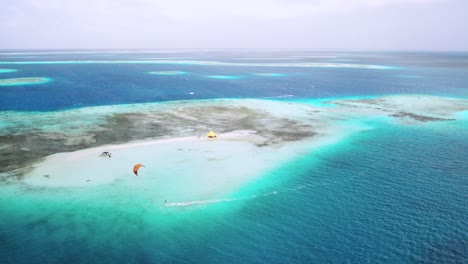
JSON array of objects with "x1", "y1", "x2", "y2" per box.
[{"x1": 0, "y1": 48, "x2": 467, "y2": 53}]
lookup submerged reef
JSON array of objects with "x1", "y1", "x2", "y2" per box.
[
  {"x1": 0, "y1": 68, "x2": 17, "y2": 73},
  {"x1": 0, "y1": 77, "x2": 51, "y2": 86},
  {"x1": 389, "y1": 112, "x2": 455, "y2": 122},
  {"x1": 0, "y1": 100, "x2": 316, "y2": 178},
  {"x1": 252, "y1": 73, "x2": 286, "y2": 77}
]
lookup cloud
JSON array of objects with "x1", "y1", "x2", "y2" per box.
[
  {"x1": 120, "y1": 0, "x2": 447, "y2": 20},
  {"x1": 1, "y1": 0, "x2": 447, "y2": 23},
  {"x1": 0, "y1": 0, "x2": 464, "y2": 50}
]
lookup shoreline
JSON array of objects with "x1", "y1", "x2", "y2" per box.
[
  {"x1": 19, "y1": 129, "x2": 326, "y2": 206},
  {"x1": 2, "y1": 95, "x2": 466, "y2": 193}
]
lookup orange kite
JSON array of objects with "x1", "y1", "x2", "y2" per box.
[{"x1": 133, "y1": 164, "x2": 144, "y2": 176}]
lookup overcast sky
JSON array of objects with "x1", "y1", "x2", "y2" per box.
[{"x1": 0, "y1": 0, "x2": 467, "y2": 50}]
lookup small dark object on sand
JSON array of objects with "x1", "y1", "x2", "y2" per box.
[{"x1": 100, "y1": 152, "x2": 112, "y2": 158}]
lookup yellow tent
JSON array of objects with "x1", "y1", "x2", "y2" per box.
[{"x1": 206, "y1": 130, "x2": 217, "y2": 138}]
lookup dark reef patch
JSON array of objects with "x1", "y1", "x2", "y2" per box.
[
  {"x1": 389, "y1": 112, "x2": 455, "y2": 122},
  {"x1": 0, "y1": 104, "x2": 317, "y2": 176}
]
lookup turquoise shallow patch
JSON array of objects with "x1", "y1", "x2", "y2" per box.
[
  {"x1": 205, "y1": 75, "x2": 242, "y2": 80},
  {"x1": 454, "y1": 110, "x2": 468, "y2": 120},
  {"x1": 147, "y1": 71, "x2": 187, "y2": 75},
  {"x1": 0, "y1": 120, "x2": 13, "y2": 128},
  {"x1": 0, "y1": 77, "x2": 52, "y2": 86},
  {"x1": 252, "y1": 73, "x2": 286, "y2": 77},
  {"x1": 284, "y1": 94, "x2": 380, "y2": 107},
  {"x1": 0, "y1": 68, "x2": 17, "y2": 73},
  {"x1": 397, "y1": 75, "x2": 423, "y2": 78}
]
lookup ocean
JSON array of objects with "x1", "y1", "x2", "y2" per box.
[{"x1": 0, "y1": 51, "x2": 467, "y2": 263}]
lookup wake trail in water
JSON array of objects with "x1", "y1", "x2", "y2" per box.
[
  {"x1": 164, "y1": 184, "x2": 315, "y2": 208},
  {"x1": 164, "y1": 169, "x2": 369, "y2": 207}
]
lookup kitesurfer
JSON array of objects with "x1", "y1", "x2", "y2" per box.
[
  {"x1": 133, "y1": 164, "x2": 144, "y2": 176},
  {"x1": 100, "y1": 152, "x2": 111, "y2": 158}
]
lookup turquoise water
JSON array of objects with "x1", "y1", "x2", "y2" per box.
[
  {"x1": 252, "y1": 73, "x2": 286, "y2": 77},
  {"x1": 0, "y1": 69, "x2": 17, "y2": 73},
  {"x1": 0, "y1": 51, "x2": 467, "y2": 263},
  {"x1": 1, "y1": 120, "x2": 466, "y2": 263},
  {"x1": 204, "y1": 75, "x2": 243, "y2": 80},
  {"x1": 147, "y1": 71, "x2": 188, "y2": 75}
]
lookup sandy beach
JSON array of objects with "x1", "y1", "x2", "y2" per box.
[
  {"x1": 22, "y1": 130, "x2": 268, "y2": 187},
  {"x1": 20, "y1": 129, "x2": 322, "y2": 206}
]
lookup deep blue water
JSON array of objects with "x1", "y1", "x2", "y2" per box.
[
  {"x1": 0, "y1": 51, "x2": 467, "y2": 111},
  {"x1": 0, "y1": 51, "x2": 467, "y2": 263},
  {"x1": 171, "y1": 123, "x2": 467, "y2": 263},
  {"x1": 236, "y1": 123, "x2": 467, "y2": 263}
]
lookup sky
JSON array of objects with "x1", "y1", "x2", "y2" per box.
[{"x1": 0, "y1": 0, "x2": 467, "y2": 50}]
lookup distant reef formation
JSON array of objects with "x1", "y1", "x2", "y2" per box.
[
  {"x1": 0, "y1": 68, "x2": 17, "y2": 73},
  {"x1": 0, "y1": 77, "x2": 51, "y2": 86}
]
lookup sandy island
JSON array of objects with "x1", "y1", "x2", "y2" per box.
[{"x1": 1, "y1": 95, "x2": 466, "y2": 203}]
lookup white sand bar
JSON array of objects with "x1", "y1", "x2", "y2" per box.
[{"x1": 22, "y1": 130, "x2": 316, "y2": 202}]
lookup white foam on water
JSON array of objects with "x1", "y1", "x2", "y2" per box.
[{"x1": 164, "y1": 183, "x2": 326, "y2": 208}]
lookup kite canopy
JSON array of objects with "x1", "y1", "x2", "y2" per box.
[
  {"x1": 206, "y1": 130, "x2": 217, "y2": 138},
  {"x1": 133, "y1": 164, "x2": 144, "y2": 176}
]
